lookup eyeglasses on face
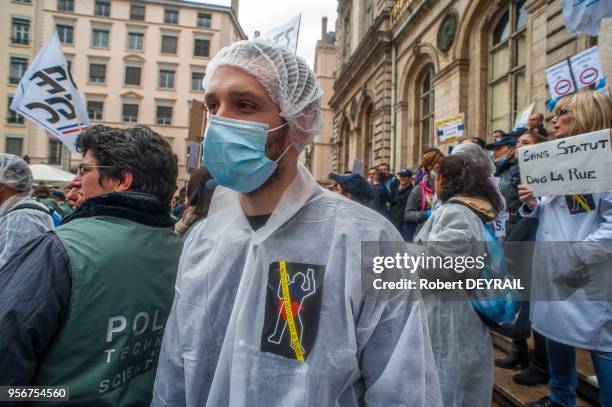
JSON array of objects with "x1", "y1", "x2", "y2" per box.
[
  {"x1": 554, "y1": 108, "x2": 571, "y2": 118},
  {"x1": 76, "y1": 164, "x2": 113, "y2": 176}
]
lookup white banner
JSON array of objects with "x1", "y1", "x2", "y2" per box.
[
  {"x1": 569, "y1": 46, "x2": 604, "y2": 89},
  {"x1": 518, "y1": 129, "x2": 612, "y2": 196},
  {"x1": 514, "y1": 102, "x2": 535, "y2": 130},
  {"x1": 259, "y1": 14, "x2": 301, "y2": 53},
  {"x1": 10, "y1": 33, "x2": 90, "y2": 152},
  {"x1": 561, "y1": 0, "x2": 612, "y2": 36},
  {"x1": 545, "y1": 59, "x2": 576, "y2": 99}
]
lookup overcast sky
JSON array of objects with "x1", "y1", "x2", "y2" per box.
[{"x1": 188, "y1": 0, "x2": 338, "y2": 68}]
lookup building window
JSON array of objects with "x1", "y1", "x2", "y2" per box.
[
  {"x1": 161, "y1": 35, "x2": 177, "y2": 54},
  {"x1": 94, "y1": 1, "x2": 110, "y2": 17},
  {"x1": 342, "y1": 13, "x2": 351, "y2": 62},
  {"x1": 127, "y1": 32, "x2": 144, "y2": 51},
  {"x1": 164, "y1": 9, "x2": 179, "y2": 24},
  {"x1": 159, "y1": 69, "x2": 175, "y2": 89},
  {"x1": 191, "y1": 71, "x2": 205, "y2": 91},
  {"x1": 156, "y1": 105, "x2": 173, "y2": 125},
  {"x1": 11, "y1": 18, "x2": 30, "y2": 45},
  {"x1": 89, "y1": 63, "x2": 106, "y2": 83},
  {"x1": 418, "y1": 65, "x2": 435, "y2": 154},
  {"x1": 125, "y1": 66, "x2": 142, "y2": 86},
  {"x1": 7, "y1": 96, "x2": 24, "y2": 125},
  {"x1": 9, "y1": 57, "x2": 28, "y2": 85},
  {"x1": 197, "y1": 13, "x2": 212, "y2": 28},
  {"x1": 48, "y1": 138, "x2": 63, "y2": 165},
  {"x1": 365, "y1": 104, "x2": 374, "y2": 168},
  {"x1": 87, "y1": 100, "x2": 103, "y2": 120},
  {"x1": 194, "y1": 39, "x2": 210, "y2": 57},
  {"x1": 488, "y1": 0, "x2": 527, "y2": 133},
  {"x1": 122, "y1": 103, "x2": 139, "y2": 122},
  {"x1": 14, "y1": 0, "x2": 32, "y2": 3},
  {"x1": 130, "y1": 5, "x2": 145, "y2": 21},
  {"x1": 92, "y1": 29, "x2": 110, "y2": 48},
  {"x1": 57, "y1": 0, "x2": 74, "y2": 12},
  {"x1": 56, "y1": 24, "x2": 74, "y2": 44},
  {"x1": 5, "y1": 136, "x2": 23, "y2": 156}
]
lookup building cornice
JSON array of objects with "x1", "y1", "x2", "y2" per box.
[{"x1": 329, "y1": 11, "x2": 392, "y2": 108}]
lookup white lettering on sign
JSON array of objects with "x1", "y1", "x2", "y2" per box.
[{"x1": 518, "y1": 129, "x2": 612, "y2": 196}]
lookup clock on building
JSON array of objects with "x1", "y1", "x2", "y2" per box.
[{"x1": 437, "y1": 11, "x2": 458, "y2": 53}]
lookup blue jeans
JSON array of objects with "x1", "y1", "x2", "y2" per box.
[{"x1": 546, "y1": 337, "x2": 612, "y2": 407}]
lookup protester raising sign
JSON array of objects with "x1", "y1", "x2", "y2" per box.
[
  {"x1": 10, "y1": 33, "x2": 90, "y2": 152},
  {"x1": 518, "y1": 129, "x2": 612, "y2": 196}
]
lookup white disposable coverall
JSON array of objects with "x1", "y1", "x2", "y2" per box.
[
  {"x1": 415, "y1": 202, "x2": 493, "y2": 407},
  {"x1": 0, "y1": 192, "x2": 53, "y2": 268},
  {"x1": 152, "y1": 164, "x2": 442, "y2": 407}
]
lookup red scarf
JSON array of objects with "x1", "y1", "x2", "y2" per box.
[{"x1": 420, "y1": 179, "x2": 434, "y2": 211}]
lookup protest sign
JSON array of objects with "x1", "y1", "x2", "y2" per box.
[
  {"x1": 435, "y1": 114, "x2": 464, "y2": 143},
  {"x1": 513, "y1": 102, "x2": 535, "y2": 130},
  {"x1": 545, "y1": 59, "x2": 576, "y2": 99},
  {"x1": 10, "y1": 33, "x2": 89, "y2": 152},
  {"x1": 187, "y1": 141, "x2": 201, "y2": 170},
  {"x1": 569, "y1": 46, "x2": 604, "y2": 90},
  {"x1": 518, "y1": 129, "x2": 612, "y2": 196},
  {"x1": 260, "y1": 14, "x2": 301, "y2": 53},
  {"x1": 188, "y1": 100, "x2": 207, "y2": 142},
  {"x1": 352, "y1": 159, "x2": 363, "y2": 176}
]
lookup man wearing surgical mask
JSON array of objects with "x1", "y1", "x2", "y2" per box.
[{"x1": 152, "y1": 40, "x2": 441, "y2": 407}]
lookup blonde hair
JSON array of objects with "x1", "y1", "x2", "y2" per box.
[{"x1": 556, "y1": 90, "x2": 612, "y2": 136}]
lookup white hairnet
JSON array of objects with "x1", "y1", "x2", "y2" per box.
[
  {"x1": 202, "y1": 39, "x2": 323, "y2": 151},
  {"x1": 0, "y1": 154, "x2": 32, "y2": 192},
  {"x1": 452, "y1": 143, "x2": 495, "y2": 176}
]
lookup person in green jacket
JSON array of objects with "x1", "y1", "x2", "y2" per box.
[{"x1": 0, "y1": 125, "x2": 183, "y2": 407}]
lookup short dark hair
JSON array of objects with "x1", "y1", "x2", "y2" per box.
[
  {"x1": 374, "y1": 171, "x2": 385, "y2": 183},
  {"x1": 436, "y1": 155, "x2": 504, "y2": 212},
  {"x1": 75, "y1": 125, "x2": 178, "y2": 204},
  {"x1": 470, "y1": 137, "x2": 486, "y2": 149},
  {"x1": 377, "y1": 163, "x2": 390, "y2": 169},
  {"x1": 492, "y1": 130, "x2": 506, "y2": 137}
]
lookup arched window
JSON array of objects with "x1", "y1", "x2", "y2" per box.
[
  {"x1": 488, "y1": 0, "x2": 527, "y2": 132},
  {"x1": 365, "y1": 104, "x2": 374, "y2": 168},
  {"x1": 418, "y1": 65, "x2": 435, "y2": 155}
]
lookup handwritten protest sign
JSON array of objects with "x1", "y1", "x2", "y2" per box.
[
  {"x1": 435, "y1": 114, "x2": 464, "y2": 143},
  {"x1": 518, "y1": 129, "x2": 612, "y2": 196},
  {"x1": 260, "y1": 14, "x2": 301, "y2": 53},
  {"x1": 10, "y1": 33, "x2": 89, "y2": 152}
]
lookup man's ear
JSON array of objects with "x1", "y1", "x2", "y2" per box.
[{"x1": 114, "y1": 171, "x2": 133, "y2": 192}]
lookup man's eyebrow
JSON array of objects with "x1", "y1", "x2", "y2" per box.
[{"x1": 228, "y1": 90, "x2": 267, "y2": 103}]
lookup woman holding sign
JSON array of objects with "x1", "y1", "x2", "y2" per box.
[{"x1": 518, "y1": 90, "x2": 612, "y2": 407}]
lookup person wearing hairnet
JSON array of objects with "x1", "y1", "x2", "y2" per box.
[
  {"x1": 0, "y1": 154, "x2": 53, "y2": 268},
  {"x1": 152, "y1": 40, "x2": 442, "y2": 407}
]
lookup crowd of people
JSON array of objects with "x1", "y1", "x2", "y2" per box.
[{"x1": 0, "y1": 38, "x2": 610, "y2": 407}]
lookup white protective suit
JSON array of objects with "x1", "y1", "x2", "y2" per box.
[
  {"x1": 520, "y1": 193, "x2": 612, "y2": 352},
  {"x1": 0, "y1": 192, "x2": 54, "y2": 268},
  {"x1": 152, "y1": 163, "x2": 442, "y2": 407},
  {"x1": 415, "y1": 200, "x2": 493, "y2": 407}
]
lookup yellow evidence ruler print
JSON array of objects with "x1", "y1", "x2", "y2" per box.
[{"x1": 279, "y1": 260, "x2": 305, "y2": 362}]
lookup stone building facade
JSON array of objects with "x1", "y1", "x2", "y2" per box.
[
  {"x1": 1, "y1": 0, "x2": 244, "y2": 183},
  {"x1": 329, "y1": 0, "x2": 599, "y2": 174}
]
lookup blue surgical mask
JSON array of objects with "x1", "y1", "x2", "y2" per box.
[{"x1": 202, "y1": 114, "x2": 290, "y2": 193}]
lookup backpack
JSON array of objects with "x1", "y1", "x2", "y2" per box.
[
  {"x1": 446, "y1": 201, "x2": 521, "y2": 328},
  {"x1": 469, "y1": 224, "x2": 520, "y2": 328},
  {"x1": 7, "y1": 202, "x2": 62, "y2": 227}
]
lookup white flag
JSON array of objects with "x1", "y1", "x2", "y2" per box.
[
  {"x1": 10, "y1": 33, "x2": 90, "y2": 152},
  {"x1": 259, "y1": 14, "x2": 301, "y2": 53},
  {"x1": 561, "y1": 0, "x2": 612, "y2": 36}
]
